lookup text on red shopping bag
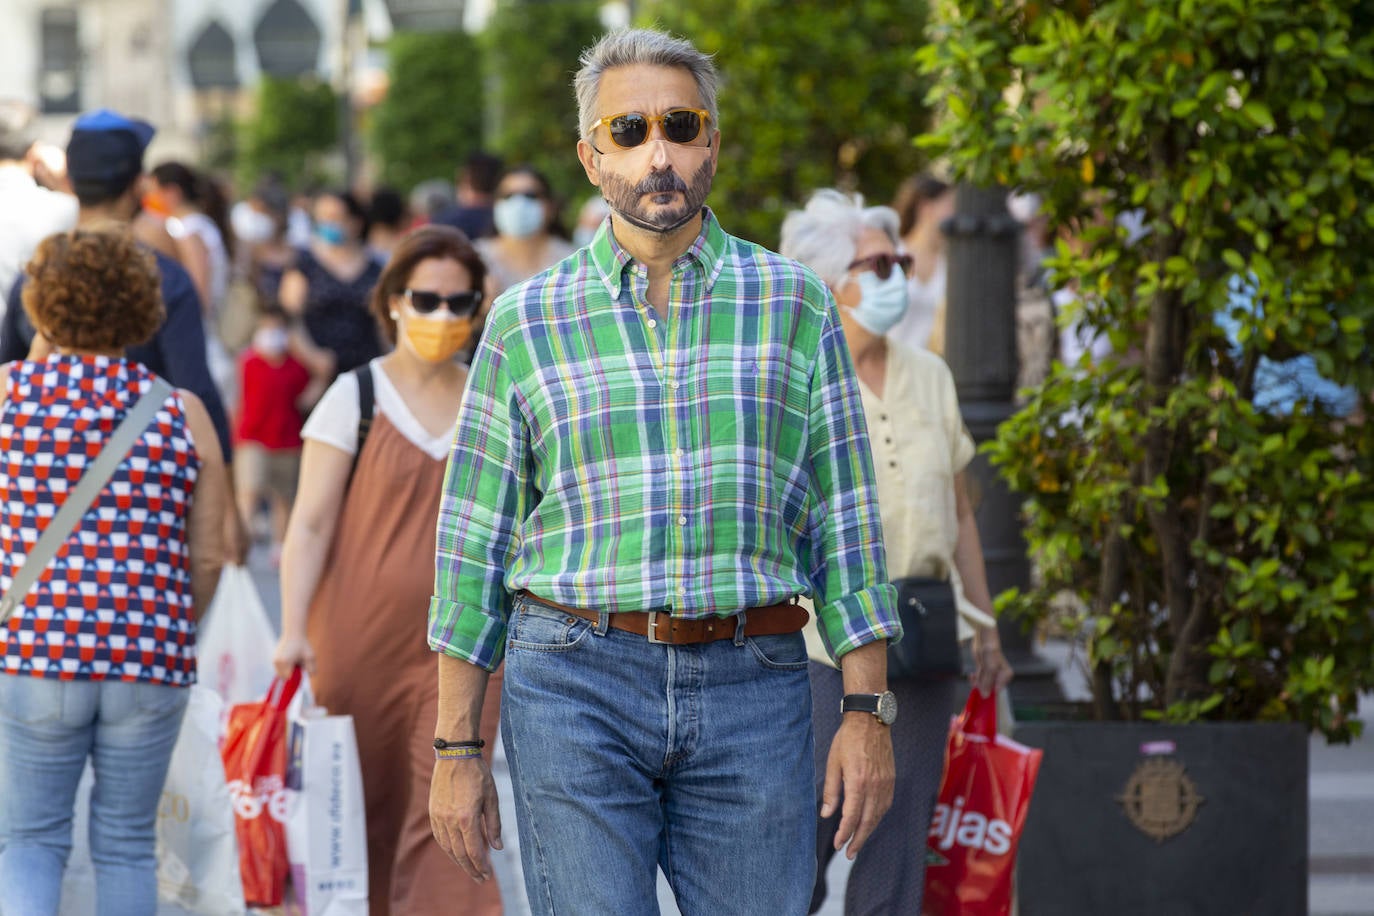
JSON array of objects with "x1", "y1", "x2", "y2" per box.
[
  {"x1": 221, "y1": 668, "x2": 301, "y2": 908},
  {"x1": 924, "y1": 690, "x2": 1043, "y2": 916}
]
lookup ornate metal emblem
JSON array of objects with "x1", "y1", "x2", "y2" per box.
[{"x1": 1117, "y1": 757, "x2": 1204, "y2": 842}]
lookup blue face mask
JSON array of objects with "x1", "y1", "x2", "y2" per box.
[
  {"x1": 847, "y1": 268, "x2": 910, "y2": 336},
  {"x1": 494, "y1": 194, "x2": 546, "y2": 239},
  {"x1": 315, "y1": 221, "x2": 347, "y2": 246}
]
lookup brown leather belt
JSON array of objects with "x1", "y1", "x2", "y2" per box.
[{"x1": 521, "y1": 592, "x2": 808, "y2": 646}]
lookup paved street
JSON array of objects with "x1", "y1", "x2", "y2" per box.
[
  {"x1": 1309, "y1": 693, "x2": 1374, "y2": 916},
  {"x1": 246, "y1": 550, "x2": 1370, "y2": 915}
]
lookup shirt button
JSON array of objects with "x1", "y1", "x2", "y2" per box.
[
  {"x1": 677, "y1": 586, "x2": 687, "y2": 596},
  {"x1": 647, "y1": 318, "x2": 658, "y2": 328},
  {"x1": 677, "y1": 515, "x2": 688, "y2": 526},
  {"x1": 889, "y1": 460, "x2": 898, "y2": 468},
  {"x1": 671, "y1": 381, "x2": 681, "y2": 390},
  {"x1": 881, "y1": 414, "x2": 889, "y2": 422},
  {"x1": 885, "y1": 437, "x2": 892, "y2": 444},
  {"x1": 674, "y1": 448, "x2": 685, "y2": 459}
]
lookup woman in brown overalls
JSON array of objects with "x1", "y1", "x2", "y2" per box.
[{"x1": 273, "y1": 226, "x2": 502, "y2": 916}]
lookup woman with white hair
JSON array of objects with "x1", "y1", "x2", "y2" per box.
[{"x1": 780, "y1": 189, "x2": 1013, "y2": 915}]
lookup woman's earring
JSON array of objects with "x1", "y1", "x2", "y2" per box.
[{"x1": 390, "y1": 311, "x2": 400, "y2": 320}]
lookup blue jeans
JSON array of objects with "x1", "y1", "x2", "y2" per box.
[
  {"x1": 0, "y1": 675, "x2": 189, "y2": 916},
  {"x1": 501, "y1": 595, "x2": 817, "y2": 916}
]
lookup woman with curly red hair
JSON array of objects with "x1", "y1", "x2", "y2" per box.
[{"x1": 0, "y1": 226, "x2": 229, "y2": 913}]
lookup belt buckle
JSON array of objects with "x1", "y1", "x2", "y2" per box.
[{"x1": 646, "y1": 611, "x2": 671, "y2": 645}]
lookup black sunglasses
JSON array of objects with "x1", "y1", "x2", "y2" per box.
[
  {"x1": 404, "y1": 288, "x2": 483, "y2": 316},
  {"x1": 594, "y1": 108, "x2": 711, "y2": 150},
  {"x1": 498, "y1": 190, "x2": 546, "y2": 202},
  {"x1": 847, "y1": 252, "x2": 914, "y2": 281}
]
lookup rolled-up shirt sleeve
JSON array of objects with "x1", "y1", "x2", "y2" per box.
[
  {"x1": 805, "y1": 303, "x2": 902, "y2": 658},
  {"x1": 428, "y1": 326, "x2": 532, "y2": 670}
]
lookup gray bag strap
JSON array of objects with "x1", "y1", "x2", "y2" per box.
[{"x1": 0, "y1": 377, "x2": 173, "y2": 624}]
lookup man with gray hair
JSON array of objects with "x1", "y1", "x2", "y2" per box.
[{"x1": 428, "y1": 28, "x2": 901, "y2": 913}]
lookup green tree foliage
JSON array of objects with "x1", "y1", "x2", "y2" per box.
[
  {"x1": 642, "y1": 0, "x2": 932, "y2": 246},
  {"x1": 370, "y1": 30, "x2": 486, "y2": 193},
  {"x1": 483, "y1": 0, "x2": 604, "y2": 214},
  {"x1": 921, "y1": 0, "x2": 1374, "y2": 740},
  {"x1": 199, "y1": 110, "x2": 238, "y2": 177},
  {"x1": 236, "y1": 76, "x2": 338, "y2": 192}
]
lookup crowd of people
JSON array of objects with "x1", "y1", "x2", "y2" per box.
[{"x1": 0, "y1": 27, "x2": 1052, "y2": 916}]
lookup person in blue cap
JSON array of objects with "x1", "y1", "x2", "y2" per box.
[
  {"x1": 0, "y1": 110, "x2": 246, "y2": 565},
  {"x1": 0, "y1": 110, "x2": 233, "y2": 462}
]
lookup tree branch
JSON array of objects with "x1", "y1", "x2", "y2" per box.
[
  {"x1": 1092, "y1": 527, "x2": 1127, "y2": 720},
  {"x1": 1167, "y1": 480, "x2": 1217, "y2": 704}
]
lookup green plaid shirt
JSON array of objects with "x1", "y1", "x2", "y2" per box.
[{"x1": 429, "y1": 210, "x2": 899, "y2": 670}]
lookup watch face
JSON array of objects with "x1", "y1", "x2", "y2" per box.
[{"x1": 877, "y1": 691, "x2": 898, "y2": 726}]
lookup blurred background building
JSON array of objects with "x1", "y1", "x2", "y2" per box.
[{"x1": 0, "y1": 0, "x2": 487, "y2": 159}]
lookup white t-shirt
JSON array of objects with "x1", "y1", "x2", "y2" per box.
[
  {"x1": 166, "y1": 212, "x2": 229, "y2": 313},
  {"x1": 301, "y1": 358, "x2": 454, "y2": 461},
  {"x1": 0, "y1": 165, "x2": 78, "y2": 316}
]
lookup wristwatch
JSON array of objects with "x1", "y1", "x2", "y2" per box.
[{"x1": 841, "y1": 691, "x2": 898, "y2": 726}]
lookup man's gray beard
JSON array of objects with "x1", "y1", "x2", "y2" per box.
[{"x1": 601, "y1": 158, "x2": 713, "y2": 235}]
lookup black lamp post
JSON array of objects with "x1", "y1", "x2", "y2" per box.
[{"x1": 943, "y1": 184, "x2": 1063, "y2": 707}]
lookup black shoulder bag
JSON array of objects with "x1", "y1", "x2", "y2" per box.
[{"x1": 887, "y1": 576, "x2": 963, "y2": 681}]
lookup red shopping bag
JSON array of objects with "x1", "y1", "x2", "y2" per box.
[
  {"x1": 924, "y1": 690, "x2": 1043, "y2": 916},
  {"x1": 221, "y1": 667, "x2": 302, "y2": 907}
]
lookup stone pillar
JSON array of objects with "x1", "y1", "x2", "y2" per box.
[
  {"x1": 337, "y1": 0, "x2": 364, "y2": 186},
  {"x1": 943, "y1": 184, "x2": 1062, "y2": 706}
]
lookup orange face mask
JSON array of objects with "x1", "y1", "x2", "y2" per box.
[
  {"x1": 141, "y1": 190, "x2": 172, "y2": 217},
  {"x1": 403, "y1": 313, "x2": 473, "y2": 363}
]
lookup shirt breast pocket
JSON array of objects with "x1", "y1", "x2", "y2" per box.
[{"x1": 700, "y1": 341, "x2": 799, "y2": 450}]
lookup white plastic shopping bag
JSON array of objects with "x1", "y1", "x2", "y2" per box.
[
  {"x1": 282, "y1": 678, "x2": 369, "y2": 914},
  {"x1": 196, "y1": 565, "x2": 277, "y2": 711},
  {"x1": 157, "y1": 686, "x2": 247, "y2": 915},
  {"x1": 60, "y1": 686, "x2": 247, "y2": 916}
]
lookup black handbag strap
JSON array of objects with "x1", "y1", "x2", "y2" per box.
[{"x1": 346, "y1": 363, "x2": 374, "y2": 491}]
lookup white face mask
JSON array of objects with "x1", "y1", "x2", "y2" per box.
[
  {"x1": 493, "y1": 194, "x2": 546, "y2": 239},
  {"x1": 846, "y1": 268, "x2": 910, "y2": 336},
  {"x1": 233, "y1": 207, "x2": 276, "y2": 245},
  {"x1": 253, "y1": 326, "x2": 289, "y2": 357}
]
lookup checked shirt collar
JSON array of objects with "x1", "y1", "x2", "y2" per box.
[{"x1": 587, "y1": 206, "x2": 728, "y2": 303}]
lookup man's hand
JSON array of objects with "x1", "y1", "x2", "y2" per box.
[
  {"x1": 27, "y1": 142, "x2": 70, "y2": 193},
  {"x1": 430, "y1": 756, "x2": 503, "y2": 881},
  {"x1": 820, "y1": 713, "x2": 895, "y2": 860}
]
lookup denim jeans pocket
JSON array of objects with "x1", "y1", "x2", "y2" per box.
[
  {"x1": 745, "y1": 632, "x2": 810, "y2": 670},
  {"x1": 508, "y1": 599, "x2": 594, "y2": 653},
  {"x1": 133, "y1": 682, "x2": 190, "y2": 716},
  {"x1": 0, "y1": 675, "x2": 65, "y2": 725}
]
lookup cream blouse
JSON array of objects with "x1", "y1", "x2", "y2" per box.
[{"x1": 805, "y1": 343, "x2": 996, "y2": 666}]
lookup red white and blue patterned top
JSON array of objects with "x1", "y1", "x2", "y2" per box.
[{"x1": 0, "y1": 356, "x2": 201, "y2": 685}]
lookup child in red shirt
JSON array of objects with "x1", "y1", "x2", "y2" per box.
[{"x1": 234, "y1": 305, "x2": 332, "y2": 560}]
